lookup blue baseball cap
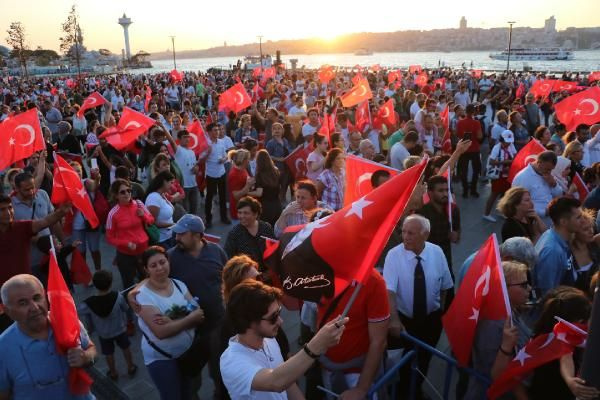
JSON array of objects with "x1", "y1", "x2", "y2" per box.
[{"x1": 172, "y1": 214, "x2": 205, "y2": 234}]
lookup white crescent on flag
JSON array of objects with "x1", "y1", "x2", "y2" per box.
[
  {"x1": 524, "y1": 154, "x2": 538, "y2": 165},
  {"x1": 86, "y1": 97, "x2": 97, "y2": 106},
  {"x1": 124, "y1": 121, "x2": 142, "y2": 130},
  {"x1": 356, "y1": 172, "x2": 373, "y2": 197},
  {"x1": 579, "y1": 98, "x2": 600, "y2": 116},
  {"x1": 15, "y1": 124, "x2": 36, "y2": 147},
  {"x1": 356, "y1": 84, "x2": 367, "y2": 97},
  {"x1": 188, "y1": 132, "x2": 199, "y2": 149},
  {"x1": 381, "y1": 107, "x2": 390, "y2": 118},
  {"x1": 235, "y1": 92, "x2": 245, "y2": 105},
  {"x1": 474, "y1": 266, "x2": 491, "y2": 298}
]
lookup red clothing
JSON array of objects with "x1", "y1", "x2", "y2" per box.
[
  {"x1": 318, "y1": 270, "x2": 390, "y2": 365},
  {"x1": 456, "y1": 116, "x2": 482, "y2": 152},
  {"x1": 165, "y1": 180, "x2": 185, "y2": 203},
  {"x1": 227, "y1": 166, "x2": 249, "y2": 219},
  {"x1": 106, "y1": 200, "x2": 154, "y2": 255},
  {"x1": 0, "y1": 221, "x2": 34, "y2": 287}
]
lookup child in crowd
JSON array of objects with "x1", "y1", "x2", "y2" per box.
[{"x1": 79, "y1": 270, "x2": 138, "y2": 380}]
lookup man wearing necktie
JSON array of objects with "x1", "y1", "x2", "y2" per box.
[{"x1": 383, "y1": 214, "x2": 454, "y2": 399}]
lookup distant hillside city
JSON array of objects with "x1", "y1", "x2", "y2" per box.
[{"x1": 150, "y1": 16, "x2": 600, "y2": 60}]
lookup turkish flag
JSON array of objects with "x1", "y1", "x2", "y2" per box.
[
  {"x1": 318, "y1": 106, "x2": 337, "y2": 144},
  {"x1": 515, "y1": 82, "x2": 526, "y2": 99},
  {"x1": 529, "y1": 79, "x2": 556, "y2": 99},
  {"x1": 471, "y1": 69, "x2": 482, "y2": 79},
  {"x1": 220, "y1": 83, "x2": 252, "y2": 113},
  {"x1": 318, "y1": 65, "x2": 336, "y2": 84},
  {"x1": 284, "y1": 145, "x2": 312, "y2": 181},
  {"x1": 341, "y1": 78, "x2": 373, "y2": 108},
  {"x1": 589, "y1": 71, "x2": 600, "y2": 83},
  {"x1": 186, "y1": 120, "x2": 209, "y2": 156},
  {"x1": 552, "y1": 80, "x2": 578, "y2": 93},
  {"x1": 77, "y1": 92, "x2": 107, "y2": 117},
  {"x1": 144, "y1": 85, "x2": 152, "y2": 112},
  {"x1": 51, "y1": 154, "x2": 99, "y2": 229},
  {"x1": 0, "y1": 108, "x2": 45, "y2": 170},
  {"x1": 252, "y1": 67, "x2": 263, "y2": 79},
  {"x1": 573, "y1": 172, "x2": 590, "y2": 202},
  {"x1": 434, "y1": 78, "x2": 446, "y2": 91},
  {"x1": 388, "y1": 70, "x2": 401, "y2": 84},
  {"x1": 443, "y1": 234, "x2": 511, "y2": 366},
  {"x1": 70, "y1": 248, "x2": 92, "y2": 285},
  {"x1": 274, "y1": 158, "x2": 427, "y2": 302},
  {"x1": 554, "y1": 86, "x2": 600, "y2": 131},
  {"x1": 440, "y1": 106, "x2": 452, "y2": 154},
  {"x1": 263, "y1": 67, "x2": 276, "y2": 80},
  {"x1": 252, "y1": 83, "x2": 264, "y2": 101},
  {"x1": 488, "y1": 319, "x2": 587, "y2": 399},
  {"x1": 373, "y1": 99, "x2": 396, "y2": 130},
  {"x1": 170, "y1": 69, "x2": 183, "y2": 83},
  {"x1": 99, "y1": 107, "x2": 156, "y2": 150},
  {"x1": 66, "y1": 78, "x2": 76, "y2": 89},
  {"x1": 415, "y1": 72, "x2": 428, "y2": 88},
  {"x1": 355, "y1": 101, "x2": 370, "y2": 133},
  {"x1": 47, "y1": 248, "x2": 94, "y2": 395},
  {"x1": 343, "y1": 155, "x2": 398, "y2": 206},
  {"x1": 351, "y1": 72, "x2": 365, "y2": 86},
  {"x1": 507, "y1": 139, "x2": 546, "y2": 183},
  {"x1": 409, "y1": 65, "x2": 422, "y2": 74}
]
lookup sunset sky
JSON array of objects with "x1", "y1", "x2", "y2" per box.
[{"x1": 1, "y1": 0, "x2": 599, "y2": 54}]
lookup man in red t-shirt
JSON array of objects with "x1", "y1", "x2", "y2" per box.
[
  {"x1": 317, "y1": 269, "x2": 390, "y2": 399},
  {"x1": 455, "y1": 104, "x2": 483, "y2": 198},
  {"x1": 0, "y1": 194, "x2": 70, "y2": 332}
]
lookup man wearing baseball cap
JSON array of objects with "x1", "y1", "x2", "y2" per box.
[{"x1": 169, "y1": 214, "x2": 228, "y2": 391}]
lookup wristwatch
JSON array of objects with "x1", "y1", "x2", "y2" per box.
[{"x1": 303, "y1": 344, "x2": 320, "y2": 359}]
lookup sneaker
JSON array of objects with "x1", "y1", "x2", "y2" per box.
[{"x1": 482, "y1": 214, "x2": 497, "y2": 222}]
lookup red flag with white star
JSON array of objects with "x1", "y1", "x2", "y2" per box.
[
  {"x1": 507, "y1": 139, "x2": 546, "y2": 183},
  {"x1": 434, "y1": 78, "x2": 446, "y2": 91},
  {"x1": 220, "y1": 83, "x2": 252, "y2": 113},
  {"x1": 529, "y1": 79, "x2": 556, "y2": 99},
  {"x1": 77, "y1": 92, "x2": 107, "y2": 117},
  {"x1": 0, "y1": 108, "x2": 45, "y2": 170},
  {"x1": 415, "y1": 72, "x2": 428, "y2": 88},
  {"x1": 355, "y1": 101, "x2": 370, "y2": 133},
  {"x1": 51, "y1": 154, "x2": 99, "y2": 228},
  {"x1": 186, "y1": 120, "x2": 210, "y2": 156},
  {"x1": 276, "y1": 158, "x2": 427, "y2": 301},
  {"x1": 284, "y1": 145, "x2": 312, "y2": 181},
  {"x1": 99, "y1": 107, "x2": 156, "y2": 150},
  {"x1": 554, "y1": 86, "x2": 600, "y2": 131},
  {"x1": 340, "y1": 78, "x2": 373, "y2": 108},
  {"x1": 573, "y1": 172, "x2": 590, "y2": 202},
  {"x1": 442, "y1": 234, "x2": 510, "y2": 366},
  {"x1": 343, "y1": 155, "x2": 397, "y2": 206},
  {"x1": 488, "y1": 319, "x2": 587, "y2": 399},
  {"x1": 552, "y1": 80, "x2": 579, "y2": 93},
  {"x1": 373, "y1": 99, "x2": 396, "y2": 131}
]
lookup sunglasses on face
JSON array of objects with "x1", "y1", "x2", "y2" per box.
[{"x1": 261, "y1": 305, "x2": 282, "y2": 325}]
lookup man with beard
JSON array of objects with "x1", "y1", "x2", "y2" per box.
[
  {"x1": 220, "y1": 280, "x2": 347, "y2": 399},
  {"x1": 168, "y1": 214, "x2": 228, "y2": 392}
]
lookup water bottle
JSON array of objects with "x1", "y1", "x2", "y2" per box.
[{"x1": 185, "y1": 297, "x2": 200, "y2": 312}]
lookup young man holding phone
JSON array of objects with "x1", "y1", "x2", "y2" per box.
[{"x1": 456, "y1": 104, "x2": 483, "y2": 198}]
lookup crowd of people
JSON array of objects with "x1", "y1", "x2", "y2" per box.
[{"x1": 0, "y1": 63, "x2": 600, "y2": 400}]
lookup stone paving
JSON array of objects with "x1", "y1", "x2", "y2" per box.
[{"x1": 77, "y1": 178, "x2": 502, "y2": 400}]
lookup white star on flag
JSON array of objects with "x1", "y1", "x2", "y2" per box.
[
  {"x1": 556, "y1": 332, "x2": 568, "y2": 343},
  {"x1": 345, "y1": 196, "x2": 374, "y2": 220},
  {"x1": 513, "y1": 348, "x2": 531, "y2": 366},
  {"x1": 282, "y1": 215, "x2": 331, "y2": 258},
  {"x1": 77, "y1": 187, "x2": 87, "y2": 198},
  {"x1": 468, "y1": 307, "x2": 479, "y2": 322},
  {"x1": 574, "y1": 108, "x2": 582, "y2": 115},
  {"x1": 8, "y1": 137, "x2": 15, "y2": 146}
]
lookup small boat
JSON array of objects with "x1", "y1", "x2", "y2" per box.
[
  {"x1": 243, "y1": 54, "x2": 272, "y2": 70},
  {"x1": 354, "y1": 48, "x2": 373, "y2": 56},
  {"x1": 489, "y1": 48, "x2": 574, "y2": 61}
]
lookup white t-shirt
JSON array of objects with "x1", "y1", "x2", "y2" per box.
[
  {"x1": 454, "y1": 91, "x2": 471, "y2": 108},
  {"x1": 301, "y1": 123, "x2": 318, "y2": 138},
  {"x1": 145, "y1": 192, "x2": 174, "y2": 242},
  {"x1": 174, "y1": 146, "x2": 198, "y2": 188},
  {"x1": 390, "y1": 142, "x2": 410, "y2": 170},
  {"x1": 166, "y1": 87, "x2": 179, "y2": 102},
  {"x1": 137, "y1": 279, "x2": 195, "y2": 365},
  {"x1": 306, "y1": 151, "x2": 325, "y2": 182},
  {"x1": 287, "y1": 106, "x2": 306, "y2": 117},
  {"x1": 205, "y1": 139, "x2": 227, "y2": 178},
  {"x1": 409, "y1": 101, "x2": 421, "y2": 119},
  {"x1": 220, "y1": 337, "x2": 287, "y2": 400}
]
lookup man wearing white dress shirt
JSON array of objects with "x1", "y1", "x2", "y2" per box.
[{"x1": 383, "y1": 214, "x2": 453, "y2": 398}]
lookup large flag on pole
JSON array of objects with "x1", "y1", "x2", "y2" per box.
[
  {"x1": 442, "y1": 234, "x2": 511, "y2": 366},
  {"x1": 0, "y1": 108, "x2": 45, "y2": 170},
  {"x1": 343, "y1": 155, "x2": 397, "y2": 206},
  {"x1": 99, "y1": 107, "x2": 156, "y2": 150},
  {"x1": 554, "y1": 86, "x2": 600, "y2": 131},
  {"x1": 77, "y1": 92, "x2": 107, "y2": 117}
]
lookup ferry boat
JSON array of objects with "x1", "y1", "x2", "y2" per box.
[
  {"x1": 489, "y1": 48, "x2": 574, "y2": 61},
  {"x1": 243, "y1": 55, "x2": 272, "y2": 70},
  {"x1": 354, "y1": 48, "x2": 373, "y2": 56}
]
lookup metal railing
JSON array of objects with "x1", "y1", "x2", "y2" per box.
[{"x1": 367, "y1": 332, "x2": 491, "y2": 400}]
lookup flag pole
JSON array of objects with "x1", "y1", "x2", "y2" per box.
[
  {"x1": 580, "y1": 278, "x2": 600, "y2": 389},
  {"x1": 339, "y1": 282, "x2": 363, "y2": 320}
]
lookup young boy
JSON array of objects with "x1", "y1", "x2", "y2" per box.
[{"x1": 79, "y1": 270, "x2": 137, "y2": 380}]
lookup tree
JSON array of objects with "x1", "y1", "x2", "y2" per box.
[
  {"x1": 6, "y1": 22, "x2": 29, "y2": 78},
  {"x1": 59, "y1": 4, "x2": 84, "y2": 79},
  {"x1": 32, "y1": 48, "x2": 60, "y2": 67}
]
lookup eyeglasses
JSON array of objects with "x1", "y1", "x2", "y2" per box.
[
  {"x1": 119, "y1": 189, "x2": 131, "y2": 194},
  {"x1": 508, "y1": 281, "x2": 531, "y2": 289},
  {"x1": 261, "y1": 305, "x2": 282, "y2": 325}
]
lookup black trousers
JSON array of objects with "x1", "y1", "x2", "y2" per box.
[
  {"x1": 205, "y1": 174, "x2": 227, "y2": 223},
  {"x1": 457, "y1": 152, "x2": 481, "y2": 193}
]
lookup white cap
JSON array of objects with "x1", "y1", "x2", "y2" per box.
[{"x1": 501, "y1": 130, "x2": 514, "y2": 143}]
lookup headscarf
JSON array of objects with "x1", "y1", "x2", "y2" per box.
[{"x1": 552, "y1": 156, "x2": 571, "y2": 193}]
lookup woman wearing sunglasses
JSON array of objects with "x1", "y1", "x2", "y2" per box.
[{"x1": 106, "y1": 179, "x2": 155, "y2": 290}]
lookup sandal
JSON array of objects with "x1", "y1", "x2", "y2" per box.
[
  {"x1": 107, "y1": 371, "x2": 119, "y2": 381},
  {"x1": 128, "y1": 364, "x2": 138, "y2": 377}
]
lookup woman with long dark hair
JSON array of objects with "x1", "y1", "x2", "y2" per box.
[{"x1": 253, "y1": 149, "x2": 282, "y2": 226}]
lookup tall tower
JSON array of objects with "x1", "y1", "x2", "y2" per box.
[
  {"x1": 544, "y1": 16, "x2": 556, "y2": 34},
  {"x1": 460, "y1": 16, "x2": 467, "y2": 30},
  {"x1": 118, "y1": 13, "x2": 132, "y2": 61}
]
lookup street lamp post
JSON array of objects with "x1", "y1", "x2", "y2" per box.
[
  {"x1": 257, "y1": 35, "x2": 263, "y2": 68},
  {"x1": 506, "y1": 21, "x2": 516, "y2": 74},
  {"x1": 170, "y1": 36, "x2": 177, "y2": 70}
]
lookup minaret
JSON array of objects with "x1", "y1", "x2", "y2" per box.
[{"x1": 118, "y1": 13, "x2": 133, "y2": 61}]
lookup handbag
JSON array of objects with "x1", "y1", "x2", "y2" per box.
[
  {"x1": 144, "y1": 223, "x2": 161, "y2": 246},
  {"x1": 485, "y1": 146, "x2": 503, "y2": 180},
  {"x1": 140, "y1": 280, "x2": 204, "y2": 377}
]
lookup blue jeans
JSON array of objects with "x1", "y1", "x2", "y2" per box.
[{"x1": 146, "y1": 359, "x2": 192, "y2": 400}]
